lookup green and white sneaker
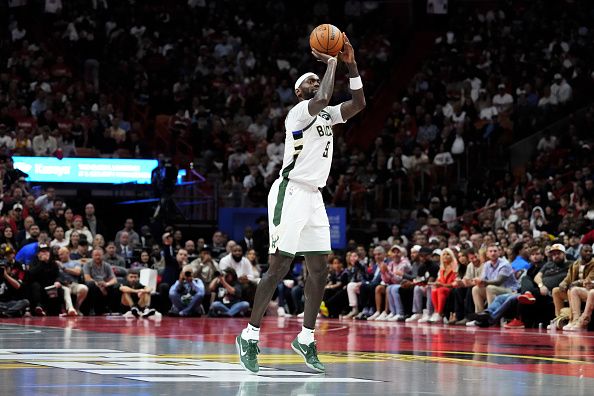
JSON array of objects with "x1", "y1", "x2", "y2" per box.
[
  {"x1": 291, "y1": 337, "x2": 325, "y2": 373},
  {"x1": 236, "y1": 335, "x2": 260, "y2": 374}
]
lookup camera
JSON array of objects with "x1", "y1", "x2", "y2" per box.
[
  {"x1": 184, "y1": 271, "x2": 192, "y2": 277},
  {"x1": 213, "y1": 271, "x2": 221, "y2": 278},
  {"x1": 0, "y1": 259, "x2": 8, "y2": 269}
]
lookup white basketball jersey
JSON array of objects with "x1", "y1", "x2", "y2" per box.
[{"x1": 280, "y1": 100, "x2": 344, "y2": 188}]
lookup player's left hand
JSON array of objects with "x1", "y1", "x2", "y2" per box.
[{"x1": 339, "y1": 33, "x2": 355, "y2": 64}]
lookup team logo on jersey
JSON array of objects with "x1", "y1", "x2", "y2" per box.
[
  {"x1": 271, "y1": 235, "x2": 280, "y2": 249},
  {"x1": 319, "y1": 110, "x2": 331, "y2": 121}
]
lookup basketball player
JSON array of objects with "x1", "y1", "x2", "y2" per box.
[{"x1": 236, "y1": 33, "x2": 366, "y2": 373}]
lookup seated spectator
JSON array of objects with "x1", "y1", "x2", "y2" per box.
[
  {"x1": 245, "y1": 248, "x2": 262, "y2": 282},
  {"x1": 50, "y1": 226, "x2": 68, "y2": 248},
  {"x1": 471, "y1": 244, "x2": 517, "y2": 320},
  {"x1": 429, "y1": 248, "x2": 459, "y2": 323},
  {"x1": 115, "y1": 218, "x2": 140, "y2": 248},
  {"x1": 219, "y1": 245, "x2": 254, "y2": 281},
  {"x1": 559, "y1": 245, "x2": 594, "y2": 331},
  {"x1": 321, "y1": 257, "x2": 349, "y2": 318},
  {"x1": 82, "y1": 248, "x2": 119, "y2": 315},
  {"x1": 120, "y1": 269, "x2": 156, "y2": 318},
  {"x1": 368, "y1": 245, "x2": 411, "y2": 321},
  {"x1": 344, "y1": 251, "x2": 374, "y2": 319},
  {"x1": 355, "y1": 247, "x2": 383, "y2": 319},
  {"x1": 65, "y1": 215, "x2": 93, "y2": 244},
  {"x1": 208, "y1": 268, "x2": 250, "y2": 317},
  {"x1": 92, "y1": 234, "x2": 106, "y2": 250},
  {"x1": 169, "y1": 265, "x2": 205, "y2": 317},
  {"x1": 56, "y1": 246, "x2": 88, "y2": 316},
  {"x1": 449, "y1": 249, "x2": 484, "y2": 325},
  {"x1": 116, "y1": 231, "x2": 135, "y2": 265},
  {"x1": 130, "y1": 250, "x2": 151, "y2": 270},
  {"x1": 28, "y1": 243, "x2": 63, "y2": 316},
  {"x1": 0, "y1": 244, "x2": 29, "y2": 317},
  {"x1": 103, "y1": 241, "x2": 126, "y2": 268},
  {"x1": 405, "y1": 247, "x2": 439, "y2": 323},
  {"x1": 534, "y1": 244, "x2": 571, "y2": 320},
  {"x1": 69, "y1": 239, "x2": 91, "y2": 264}
]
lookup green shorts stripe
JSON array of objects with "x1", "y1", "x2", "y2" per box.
[
  {"x1": 295, "y1": 250, "x2": 333, "y2": 256},
  {"x1": 272, "y1": 177, "x2": 290, "y2": 226}
]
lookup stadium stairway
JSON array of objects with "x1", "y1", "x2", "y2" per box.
[{"x1": 346, "y1": 31, "x2": 438, "y2": 151}]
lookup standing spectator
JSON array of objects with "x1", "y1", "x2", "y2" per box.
[
  {"x1": 208, "y1": 268, "x2": 250, "y2": 317},
  {"x1": 83, "y1": 248, "x2": 119, "y2": 315},
  {"x1": 161, "y1": 238, "x2": 187, "y2": 288},
  {"x1": 169, "y1": 265, "x2": 205, "y2": 317}
]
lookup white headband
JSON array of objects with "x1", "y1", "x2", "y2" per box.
[{"x1": 294, "y1": 72, "x2": 318, "y2": 91}]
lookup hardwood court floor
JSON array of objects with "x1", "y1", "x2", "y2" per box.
[{"x1": 0, "y1": 315, "x2": 592, "y2": 395}]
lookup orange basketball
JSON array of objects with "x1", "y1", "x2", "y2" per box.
[{"x1": 309, "y1": 24, "x2": 344, "y2": 57}]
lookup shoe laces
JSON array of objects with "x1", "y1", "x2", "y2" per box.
[
  {"x1": 247, "y1": 341, "x2": 260, "y2": 357},
  {"x1": 306, "y1": 342, "x2": 320, "y2": 362}
]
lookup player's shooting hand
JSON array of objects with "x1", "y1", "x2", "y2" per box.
[
  {"x1": 311, "y1": 48, "x2": 337, "y2": 65},
  {"x1": 339, "y1": 33, "x2": 355, "y2": 64}
]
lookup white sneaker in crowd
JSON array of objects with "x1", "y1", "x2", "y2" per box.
[
  {"x1": 388, "y1": 314, "x2": 404, "y2": 322},
  {"x1": 277, "y1": 307, "x2": 288, "y2": 317},
  {"x1": 418, "y1": 311, "x2": 432, "y2": 323},
  {"x1": 428, "y1": 313, "x2": 442, "y2": 323},
  {"x1": 375, "y1": 311, "x2": 389, "y2": 321},
  {"x1": 367, "y1": 311, "x2": 381, "y2": 321},
  {"x1": 405, "y1": 313, "x2": 423, "y2": 323},
  {"x1": 386, "y1": 313, "x2": 395, "y2": 321},
  {"x1": 466, "y1": 320, "x2": 477, "y2": 327}
]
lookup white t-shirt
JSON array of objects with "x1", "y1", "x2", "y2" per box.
[
  {"x1": 218, "y1": 254, "x2": 254, "y2": 281},
  {"x1": 281, "y1": 100, "x2": 344, "y2": 188}
]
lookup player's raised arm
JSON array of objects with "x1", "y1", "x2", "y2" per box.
[
  {"x1": 338, "y1": 33, "x2": 366, "y2": 121},
  {"x1": 307, "y1": 49, "x2": 338, "y2": 116}
]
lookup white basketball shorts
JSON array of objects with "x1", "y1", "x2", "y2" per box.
[{"x1": 267, "y1": 177, "x2": 331, "y2": 257}]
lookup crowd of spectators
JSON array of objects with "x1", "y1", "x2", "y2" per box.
[{"x1": 1, "y1": 1, "x2": 594, "y2": 332}]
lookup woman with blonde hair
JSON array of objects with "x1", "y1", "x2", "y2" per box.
[{"x1": 428, "y1": 248, "x2": 459, "y2": 323}]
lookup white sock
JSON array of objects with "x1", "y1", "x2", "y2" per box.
[
  {"x1": 297, "y1": 326, "x2": 315, "y2": 345},
  {"x1": 241, "y1": 323, "x2": 260, "y2": 341}
]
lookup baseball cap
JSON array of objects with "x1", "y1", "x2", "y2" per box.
[
  {"x1": 38, "y1": 243, "x2": 50, "y2": 251},
  {"x1": 13, "y1": 203, "x2": 23, "y2": 211},
  {"x1": 419, "y1": 247, "x2": 433, "y2": 255},
  {"x1": 432, "y1": 249, "x2": 443, "y2": 256},
  {"x1": 554, "y1": 73, "x2": 562, "y2": 80},
  {"x1": 73, "y1": 215, "x2": 83, "y2": 221},
  {"x1": 497, "y1": 83, "x2": 505, "y2": 89},
  {"x1": 411, "y1": 245, "x2": 422, "y2": 253},
  {"x1": 429, "y1": 236, "x2": 439, "y2": 244},
  {"x1": 550, "y1": 243, "x2": 566, "y2": 253}
]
